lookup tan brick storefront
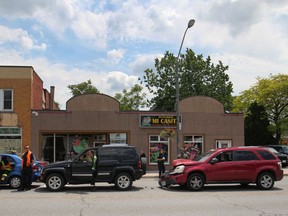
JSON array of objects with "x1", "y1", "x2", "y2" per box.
[
  {"x1": 31, "y1": 94, "x2": 244, "y2": 171},
  {"x1": 0, "y1": 66, "x2": 47, "y2": 154}
]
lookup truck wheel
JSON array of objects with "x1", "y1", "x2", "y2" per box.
[
  {"x1": 9, "y1": 176, "x2": 21, "y2": 189},
  {"x1": 114, "y1": 173, "x2": 132, "y2": 191},
  {"x1": 256, "y1": 172, "x2": 274, "y2": 190},
  {"x1": 187, "y1": 173, "x2": 204, "y2": 191},
  {"x1": 46, "y1": 173, "x2": 65, "y2": 191}
]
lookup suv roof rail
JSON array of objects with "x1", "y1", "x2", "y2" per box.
[{"x1": 102, "y1": 143, "x2": 129, "y2": 147}]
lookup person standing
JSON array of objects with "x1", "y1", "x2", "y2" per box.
[
  {"x1": 157, "y1": 149, "x2": 166, "y2": 178},
  {"x1": 91, "y1": 150, "x2": 97, "y2": 186},
  {"x1": 1, "y1": 157, "x2": 12, "y2": 181},
  {"x1": 18, "y1": 145, "x2": 34, "y2": 191},
  {"x1": 140, "y1": 150, "x2": 147, "y2": 174}
]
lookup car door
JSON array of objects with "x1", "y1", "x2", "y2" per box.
[
  {"x1": 232, "y1": 150, "x2": 259, "y2": 181},
  {"x1": 71, "y1": 149, "x2": 95, "y2": 183},
  {"x1": 95, "y1": 148, "x2": 119, "y2": 181},
  {"x1": 206, "y1": 151, "x2": 235, "y2": 182}
]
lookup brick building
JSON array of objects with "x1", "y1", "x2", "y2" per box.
[
  {"x1": 0, "y1": 66, "x2": 57, "y2": 154},
  {"x1": 31, "y1": 94, "x2": 244, "y2": 171},
  {"x1": 1, "y1": 66, "x2": 244, "y2": 171}
]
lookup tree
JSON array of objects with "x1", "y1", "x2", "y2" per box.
[
  {"x1": 140, "y1": 49, "x2": 233, "y2": 111},
  {"x1": 232, "y1": 74, "x2": 288, "y2": 145},
  {"x1": 67, "y1": 79, "x2": 99, "y2": 96},
  {"x1": 114, "y1": 84, "x2": 148, "y2": 110},
  {"x1": 244, "y1": 102, "x2": 275, "y2": 146}
]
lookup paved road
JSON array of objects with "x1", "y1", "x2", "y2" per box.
[{"x1": 1, "y1": 175, "x2": 288, "y2": 216}]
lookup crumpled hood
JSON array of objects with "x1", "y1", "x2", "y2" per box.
[{"x1": 172, "y1": 158, "x2": 202, "y2": 167}]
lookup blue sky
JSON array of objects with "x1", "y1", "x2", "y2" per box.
[{"x1": 0, "y1": 0, "x2": 287, "y2": 109}]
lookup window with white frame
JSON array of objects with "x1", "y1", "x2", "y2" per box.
[
  {"x1": 0, "y1": 89, "x2": 13, "y2": 111},
  {"x1": 215, "y1": 140, "x2": 232, "y2": 148},
  {"x1": 183, "y1": 135, "x2": 204, "y2": 156},
  {"x1": 149, "y1": 135, "x2": 169, "y2": 165}
]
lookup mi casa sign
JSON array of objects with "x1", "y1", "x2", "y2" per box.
[{"x1": 140, "y1": 115, "x2": 177, "y2": 128}]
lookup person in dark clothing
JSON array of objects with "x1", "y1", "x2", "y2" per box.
[
  {"x1": 140, "y1": 150, "x2": 147, "y2": 174},
  {"x1": 157, "y1": 149, "x2": 165, "y2": 178},
  {"x1": 18, "y1": 145, "x2": 34, "y2": 191}
]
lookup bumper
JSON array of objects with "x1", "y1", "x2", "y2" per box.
[
  {"x1": 158, "y1": 172, "x2": 184, "y2": 187},
  {"x1": 134, "y1": 170, "x2": 143, "y2": 180}
]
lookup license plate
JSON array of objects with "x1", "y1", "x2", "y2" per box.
[{"x1": 160, "y1": 181, "x2": 166, "y2": 187}]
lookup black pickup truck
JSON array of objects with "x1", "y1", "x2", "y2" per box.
[{"x1": 40, "y1": 144, "x2": 146, "y2": 191}]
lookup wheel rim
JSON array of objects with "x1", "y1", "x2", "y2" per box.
[
  {"x1": 117, "y1": 175, "x2": 130, "y2": 189},
  {"x1": 189, "y1": 176, "x2": 203, "y2": 189},
  {"x1": 10, "y1": 177, "x2": 21, "y2": 188},
  {"x1": 260, "y1": 175, "x2": 273, "y2": 188},
  {"x1": 48, "y1": 176, "x2": 62, "y2": 190}
]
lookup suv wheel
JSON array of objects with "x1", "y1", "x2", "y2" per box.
[
  {"x1": 114, "y1": 173, "x2": 132, "y2": 191},
  {"x1": 9, "y1": 176, "x2": 21, "y2": 189},
  {"x1": 257, "y1": 172, "x2": 274, "y2": 190},
  {"x1": 187, "y1": 173, "x2": 204, "y2": 191},
  {"x1": 46, "y1": 173, "x2": 65, "y2": 191}
]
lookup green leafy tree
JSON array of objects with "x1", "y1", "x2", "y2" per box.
[
  {"x1": 232, "y1": 74, "x2": 288, "y2": 145},
  {"x1": 245, "y1": 102, "x2": 275, "y2": 146},
  {"x1": 114, "y1": 84, "x2": 148, "y2": 110},
  {"x1": 68, "y1": 79, "x2": 99, "y2": 96},
  {"x1": 140, "y1": 49, "x2": 233, "y2": 111}
]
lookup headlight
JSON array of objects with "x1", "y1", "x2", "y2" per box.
[{"x1": 172, "y1": 165, "x2": 185, "y2": 174}]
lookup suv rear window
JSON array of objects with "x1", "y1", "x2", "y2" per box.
[
  {"x1": 120, "y1": 148, "x2": 137, "y2": 161},
  {"x1": 234, "y1": 150, "x2": 258, "y2": 161},
  {"x1": 257, "y1": 150, "x2": 277, "y2": 160}
]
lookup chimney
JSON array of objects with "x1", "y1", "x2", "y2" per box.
[{"x1": 49, "y1": 86, "x2": 55, "y2": 110}]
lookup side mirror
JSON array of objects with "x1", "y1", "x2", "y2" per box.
[{"x1": 210, "y1": 157, "x2": 218, "y2": 164}]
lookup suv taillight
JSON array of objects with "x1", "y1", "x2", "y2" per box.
[
  {"x1": 137, "y1": 160, "x2": 142, "y2": 169},
  {"x1": 32, "y1": 165, "x2": 37, "y2": 172},
  {"x1": 278, "y1": 161, "x2": 282, "y2": 169}
]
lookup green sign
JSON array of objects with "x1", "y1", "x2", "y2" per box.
[{"x1": 0, "y1": 128, "x2": 21, "y2": 135}]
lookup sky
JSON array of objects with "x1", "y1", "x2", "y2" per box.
[{"x1": 0, "y1": 0, "x2": 287, "y2": 109}]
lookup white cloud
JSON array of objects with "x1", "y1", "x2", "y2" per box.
[
  {"x1": 129, "y1": 53, "x2": 163, "y2": 76},
  {"x1": 0, "y1": 25, "x2": 46, "y2": 51},
  {"x1": 107, "y1": 49, "x2": 126, "y2": 64},
  {"x1": 0, "y1": 0, "x2": 288, "y2": 110}
]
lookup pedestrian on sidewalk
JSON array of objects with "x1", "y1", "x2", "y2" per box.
[
  {"x1": 18, "y1": 145, "x2": 34, "y2": 191},
  {"x1": 157, "y1": 149, "x2": 165, "y2": 178}
]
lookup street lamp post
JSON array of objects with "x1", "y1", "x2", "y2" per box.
[{"x1": 175, "y1": 19, "x2": 195, "y2": 156}]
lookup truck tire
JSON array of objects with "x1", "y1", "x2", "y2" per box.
[{"x1": 46, "y1": 173, "x2": 65, "y2": 191}]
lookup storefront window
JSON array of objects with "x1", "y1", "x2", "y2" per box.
[
  {"x1": 0, "y1": 127, "x2": 21, "y2": 154},
  {"x1": 183, "y1": 135, "x2": 203, "y2": 159},
  {"x1": 215, "y1": 140, "x2": 232, "y2": 148},
  {"x1": 42, "y1": 135, "x2": 66, "y2": 163},
  {"x1": 110, "y1": 133, "x2": 127, "y2": 144},
  {"x1": 149, "y1": 135, "x2": 169, "y2": 165},
  {"x1": 42, "y1": 133, "x2": 110, "y2": 162}
]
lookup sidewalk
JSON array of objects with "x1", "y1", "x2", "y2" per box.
[{"x1": 143, "y1": 168, "x2": 288, "y2": 178}]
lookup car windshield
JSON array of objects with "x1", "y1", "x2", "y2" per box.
[
  {"x1": 266, "y1": 147, "x2": 278, "y2": 153},
  {"x1": 283, "y1": 146, "x2": 288, "y2": 153},
  {"x1": 193, "y1": 150, "x2": 216, "y2": 162}
]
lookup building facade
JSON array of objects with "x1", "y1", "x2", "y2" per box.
[
  {"x1": 0, "y1": 66, "x2": 244, "y2": 171},
  {"x1": 31, "y1": 93, "x2": 244, "y2": 171},
  {"x1": 0, "y1": 66, "x2": 57, "y2": 154}
]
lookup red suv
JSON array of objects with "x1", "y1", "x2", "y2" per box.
[{"x1": 159, "y1": 147, "x2": 283, "y2": 191}]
